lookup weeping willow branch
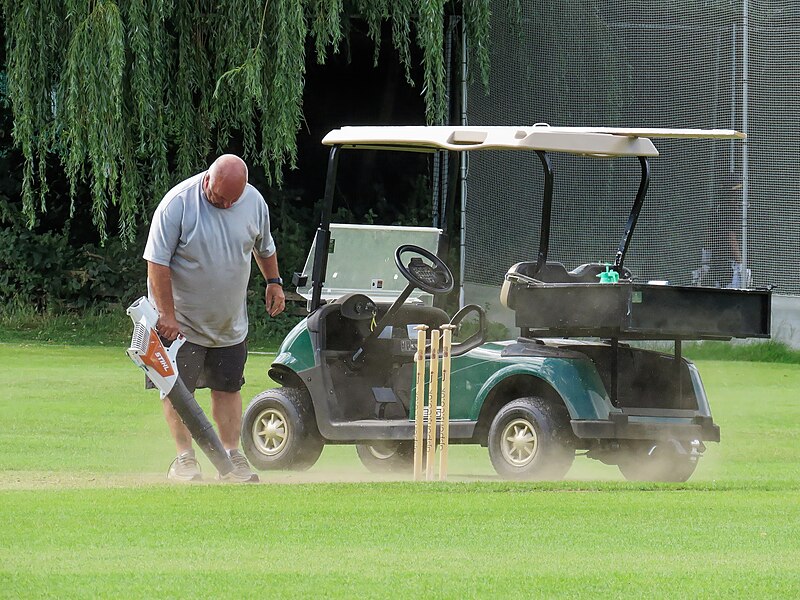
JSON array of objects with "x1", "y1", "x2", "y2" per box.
[
  {"x1": 62, "y1": 1, "x2": 125, "y2": 239},
  {"x1": 309, "y1": 0, "x2": 343, "y2": 63},
  {"x1": 1, "y1": 0, "x2": 495, "y2": 243},
  {"x1": 213, "y1": 0, "x2": 270, "y2": 100},
  {"x1": 390, "y1": 1, "x2": 413, "y2": 86},
  {"x1": 417, "y1": 0, "x2": 447, "y2": 124},
  {"x1": 464, "y1": 0, "x2": 492, "y2": 88},
  {"x1": 3, "y1": 0, "x2": 63, "y2": 225}
]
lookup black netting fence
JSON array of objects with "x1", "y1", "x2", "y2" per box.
[{"x1": 465, "y1": 0, "x2": 800, "y2": 294}]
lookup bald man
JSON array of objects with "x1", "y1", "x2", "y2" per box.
[{"x1": 143, "y1": 154, "x2": 286, "y2": 482}]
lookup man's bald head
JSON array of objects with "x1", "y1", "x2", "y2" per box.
[{"x1": 204, "y1": 154, "x2": 248, "y2": 209}]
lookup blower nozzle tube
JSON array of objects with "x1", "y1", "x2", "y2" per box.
[{"x1": 164, "y1": 377, "x2": 234, "y2": 476}]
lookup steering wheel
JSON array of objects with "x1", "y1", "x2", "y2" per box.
[
  {"x1": 394, "y1": 245, "x2": 454, "y2": 295},
  {"x1": 349, "y1": 245, "x2": 453, "y2": 366}
]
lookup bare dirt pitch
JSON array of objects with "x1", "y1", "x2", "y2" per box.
[{"x1": 0, "y1": 469, "x2": 497, "y2": 490}]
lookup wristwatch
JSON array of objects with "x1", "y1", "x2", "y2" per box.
[{"x1": 267, "y1": 277, "x2": 283, "y2": 286}]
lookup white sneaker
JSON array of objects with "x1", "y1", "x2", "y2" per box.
[
  {"x1": 218, "y1": 449, "x2": 259, "y2": 483},
  {"x1": 167, "y1": 450, "x2": 202, "y2": 482}
]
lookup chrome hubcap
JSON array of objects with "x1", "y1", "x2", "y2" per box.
[
  {"x1": 253, "y1": 408, "x2": 288, "y2": 456},
  {"x1": 500, "y1": 418, "x2": 538, "y2": 467},
  {"x1": 368, "y1": 441, "x2": 399, "y2": 460}
]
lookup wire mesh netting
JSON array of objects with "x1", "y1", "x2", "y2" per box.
[{"x1": 465, "y1": 0, "x2": 800, "y2": 294}]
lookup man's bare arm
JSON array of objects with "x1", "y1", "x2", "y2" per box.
[
  {"x1": 147, "y1": 261, "x2": 182, "y2": 340},
  {"x1": 253, "y1": 252, "x2": 286, "y2": 317}
]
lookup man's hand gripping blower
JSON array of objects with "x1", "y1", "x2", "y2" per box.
[{"x1": 126, "y1": 297, "x2": 234, "y2": 476}]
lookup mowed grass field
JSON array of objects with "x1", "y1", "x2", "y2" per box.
[{"x1": 1, "y1": 343, "x2": 799, "y2": 598}]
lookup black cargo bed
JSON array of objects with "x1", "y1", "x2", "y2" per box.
[{"x1": 512, "y1": 282, "x2": 771, "y2": 340}]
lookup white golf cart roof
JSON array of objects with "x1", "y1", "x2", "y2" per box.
[{"x1": 321, "y1": 125, "x2": 745, "y2": 157}]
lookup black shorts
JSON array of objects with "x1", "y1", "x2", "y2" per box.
[{"x1": 145, "y1": 340, "x2": 247, "y2": 393}]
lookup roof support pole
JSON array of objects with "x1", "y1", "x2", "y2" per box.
[
  {"x1": 614, "y1": 156, "x2": 650, "y2": 270},
  {"x1": 534, "y1": 150, "x2": 555, "y2": 273},
  {"x1": 310, "y1": 145, "x2": 341, "y2": 312}
]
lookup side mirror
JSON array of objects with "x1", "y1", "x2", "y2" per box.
[{"x1": 449, "y1": 304, "x2": 487, "y2": 357}]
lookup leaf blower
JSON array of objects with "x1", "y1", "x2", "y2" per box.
[{"x1": 125, "y1": 296, "x2": 234, "y2": 476}]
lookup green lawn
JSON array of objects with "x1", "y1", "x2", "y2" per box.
[{"x1": 1, "y1": 344, "x2": 799, "y2": 598}]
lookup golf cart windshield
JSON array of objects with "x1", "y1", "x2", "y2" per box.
[{"x1": 296, "y1": 224, "x2": 441, "y2": 305}]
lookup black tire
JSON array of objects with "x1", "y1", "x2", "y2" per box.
[
  {"x1": 356, "y1": 441, "x2": 415, "y2": 473},
  {"x1": 617, "y1": 441, "x2": 699, "y2": 482},
  {"x1": 241, "y1": 387, "x2": 324, "y2": 471},
  {"x1": 487, "y1": 397, "x2": 575, "y2": 480}
]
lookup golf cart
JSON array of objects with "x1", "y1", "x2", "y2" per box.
[{"x1": 241, "y1": 125, "x2": 772, "y2": 481}]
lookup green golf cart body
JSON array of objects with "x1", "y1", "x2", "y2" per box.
[{"x1": 241, "y1": 125, "x2": 771, "y2": 481}]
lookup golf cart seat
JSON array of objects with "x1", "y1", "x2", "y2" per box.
[
  {"x1": 312, "y1": 293, "x2": 450, "y2": 353},
  {"x1": 500, "y1": 261, "x2": 632, "y2": 309},
  {"x1": 384, "y1": 303, "x2": 450, "y2": 331},
  {"x1": 371, "y1": 303, "x2": 451, "y2": 362},
  {"x1": 332, "y1": 293, "x2": 450, "y2": 331}
]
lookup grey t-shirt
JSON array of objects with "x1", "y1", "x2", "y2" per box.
[{"x1": 143, "y1": 171, "x2": 276, "y2": 347}]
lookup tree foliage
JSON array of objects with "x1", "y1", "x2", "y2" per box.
[{"x1": 1, "y1": 0, "x2": 495, "y2": 243}]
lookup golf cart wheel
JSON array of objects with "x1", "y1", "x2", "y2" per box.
[
  {"x1": 617, "y1": 441, "x2": 699, "y2": 482},
  {"x1": 241, "y1": 387, "x2": 324, "y2": 471},
  {"x1": 355, "y1": 441, "x2": 415, "y2": 473},
  {"x1": 487, "y1": 397, "x2": 575, "y2": 480}
]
